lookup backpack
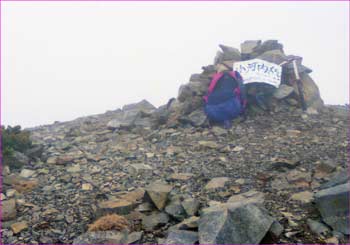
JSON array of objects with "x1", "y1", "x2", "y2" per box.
[{"x1": 203, "y1": 71, "x2": 247, "y2": 123}]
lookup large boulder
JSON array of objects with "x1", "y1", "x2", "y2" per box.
[
  {"x1": 314, "y1": 183, "x2": 350, "y2": 235},
  {"x1": 292, "y1": 73, "x2": 324, "y2": 109},
  {"x1": 198, "y1": 202, "x2": 275, "y2": 244},
  {"x1": 107, "y1": 100, "x2": 155, "y2": 129}
]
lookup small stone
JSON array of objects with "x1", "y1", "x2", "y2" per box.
[
  {"x1": 142, "y1": 212, "x2": 169, "y2": 231},
  {"x1": 136, "y1": 202, "x2": 153, "y2": 212},
  {"x1": 274, "y1": 84, "x2": 294, "y2": 99},
  {"x1": 169, "y1": 173, "x2": 194, "y2": 181},
  {"x1": 286, "y1": 129, "x2": 301, "y2": 137},
  {"x1": 46, "y1": 156, "x2": 57, "y2": 164},
  {"x1": 128, "y1": 164, "x2": 153, "y2": 176},
  {"x1": 228, "y1": 190, "x2": 264, "y2": 205},
  {"x1": 211, "y1": 126, "x2": 227, "y2": 136},
  {"x1": 233, "y1": 146, "x2": 244, "y2": 152},
  {"x1": 6, "y1": 189, "x2": 17, "y2": 198},
  {"x1": 0, "y1": 193, "x2": 6, "y2": 200},
  {"x1": 19, "y1": 169, "x2": 35, "y2": 178},
  {"x1": 73, "y1": 231, "x2": 128, "y2": 244},
  {"x1": 172, "y1": 216, "x2": 200, "y2": 230},
  {"x1": 205, "y1": 177, "x2": 229, "y2": 190},
  {"x1": 181, "y1": 198, "x2": 199, "y2": 216},
  {"x1": 120, "y1": 188, "x2": 145, "y2": 203},
  {"x1": 325, "y1": 237, "x2": 339, "y2": 244},
  {"x1": 2, "y1": 199, "x2": 17, "y2": 221},
  {"x1": 198, "y1": 141, "x2": 219, "y2": 149},
  {"x1": 98, "y1": 199, "x2": 135, "y2": 216},
  {"x1": 146, "y1": 152, "x2": 155, "y2": 158},
  {"x1": 165, "y1": 230, "x2": 199, "y2": 244},
  {"x1": 82, "y1": 183, "x2": 93, "y2": 190},
  {"x1": 290, "y1": 191, "x2": 314, "y2": 203},
  {"x1": 127, "y1": 231, "x2": 143, "y2": 244},
  {"x1": 306, "y1": 107, "x2": 319, "y2": 115},
  {"x1": 165, "y1": 201, "x2": 187, "y2": 221},
  {"x1": 67, "y1": 164, "x2": 81, "y2": 173},
  {"x1": 235, "y1": 178, "x2": 245, "y2": 185},
  {"x1": 315, "y1": 161, "x2": 336, "y2": 179},
  {"x1": 144, "y1": 182, "x2": 173, "y2": 210},
  {"x1": 307, "y1": 219, "x2": 330, "y2": 236},
  {"x1": 269, "y1": 221, "x2": 284, "y2": 238},
  {"x1": 11, "y1": 221, "x2": 28, "y2": 234}
]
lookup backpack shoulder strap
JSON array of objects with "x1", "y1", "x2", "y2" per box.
[{"x1": 203, "y1": 72, "x2": 224, "y2": 102}]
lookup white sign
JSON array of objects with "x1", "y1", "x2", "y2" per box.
[{"x1": 233, "y1": 59, "x2": 282, "y2": 87}]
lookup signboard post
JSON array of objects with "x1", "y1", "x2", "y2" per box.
[{"x1": 233, "y1": 59, "x2": 282, "y2": 87}]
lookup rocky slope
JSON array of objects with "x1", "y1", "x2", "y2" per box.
[
  {"x1": 2, "y1": 103, "x2": 349, "y2": 244},
  {"x1": 2, "y1": 40, "x2": 349, "y2": 244}
]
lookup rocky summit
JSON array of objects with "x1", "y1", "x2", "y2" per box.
[{"x1": 2, "y1": 40, "x2": 349, "y2": 244}]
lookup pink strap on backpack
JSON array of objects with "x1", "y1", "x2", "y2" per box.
[{"x1": 203, "y1": 71, "x2": 237, "y2": 102}]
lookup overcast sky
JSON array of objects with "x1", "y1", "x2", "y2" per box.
[{"x1": 2, "y1": 1, "x2": 349, "y2": 128}]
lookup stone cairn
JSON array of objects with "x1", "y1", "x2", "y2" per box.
[{"x1": 156, "y1": 40, "x2": 324, "y2": 128}]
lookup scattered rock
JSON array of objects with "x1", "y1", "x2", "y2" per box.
[
  {"x1": 142, "y1": 212, "x2": 169, "y2": 231},
  {"x1": 6, "y1": 189, "x2": 17, "y2": 198},
  {"x1": 128, "y1": 164, "x2": 153, "y2": 176},
  {"x1": 127, "y1": 231, "x2": 143, "y2": 244},
  {"x1": 144, "y1": 182, "x2": 173, "y2": 210},
  {"x1": 290, "y1": 191, "x2": 314, "y2": 203},
  {"x1": 19, "y1": 169, "x2": 36, "y2": 178},
  {"x1": 198, "y1": 141, "x2": 219, "y2": 149},
  {"x1": 165, "y1": 201, "x2": 187, "y2": 221},
  {"x1": 228, "y1": 190, "x2": 264, "y2": 205},
  {"x1": 82, "y1": 183, "x2": 93, "y2": 190},
  {"x1": 274, "y1": 84, "x2": 295, "y2": 99},
  {"x1": 2, "y1": 199, "x2": 17, "y2": 221},
  {"x1": 181, "y1": 198, "x2": 199, "y2": 216},
  {"x1": 205, "y1": 177, "x2": 229, "y2": 190},
  {"x1": 307, "y1": 219, "x2": 330, "y2": 236},
  {"x1": 314, "y1": 183, "x2": 350, "y2": 234},
  {"x1": 172, "y1": 216, "x2": 200, "y2": 230},
  {"x1": 97, "y1": 199, "x2": 135, "y2": 216},
  {"x1": 73, "y1": 231, "x2": 128, "y2": 244},
  {"x1": 169, "y1": 173, "x2": 194, "y2": 181},
  {"x1": 67, "y1": 164, "x2": 81, "y2": 173},
  {"x1": 199, "y1": 202, "x2": 274, "y2": 244},
  {"x1": 165, "y1": 230, "x2": 199, "y2": 244},
  {"x1": 11, "y1": 221, "x2": 28, "y2": 234}
]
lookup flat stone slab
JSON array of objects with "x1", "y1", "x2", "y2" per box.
[
  {"x1": 205, "y1": 177, "x2": 229, "y2": 190},
  {"x1": 169, "y1": 173, "x2": 194, "y2": 181},
  {"x1": 97, "y1": 199, "x2": 135, "y2": 216},
  {"x1": 73, "y1": 231, "x2": 128, "y2": 244},
  {"x1": 165, "y1": 230, "x2": 199, "y2": 244}
]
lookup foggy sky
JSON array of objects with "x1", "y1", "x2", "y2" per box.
[{"x1": 2, "y1": 1, "x2": 349, "y2": 128}]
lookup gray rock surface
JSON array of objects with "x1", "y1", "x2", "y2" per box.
[
  {"x1": 165, "y1": 230, "x2": 199, "y2": 244},
  {"x1": 198, "y1": 202, "x2": 274, "y2": 244},
  {"x1": 73, "y1": 231, "x2": 128, "y2": 244},
  {"x1": 315, "y1": 183, "x2": 350, "y2": 235}
]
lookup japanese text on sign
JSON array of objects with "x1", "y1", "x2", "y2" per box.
[{"x1": 233, "y1": 59, "x2": 282, "y2": 87}]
